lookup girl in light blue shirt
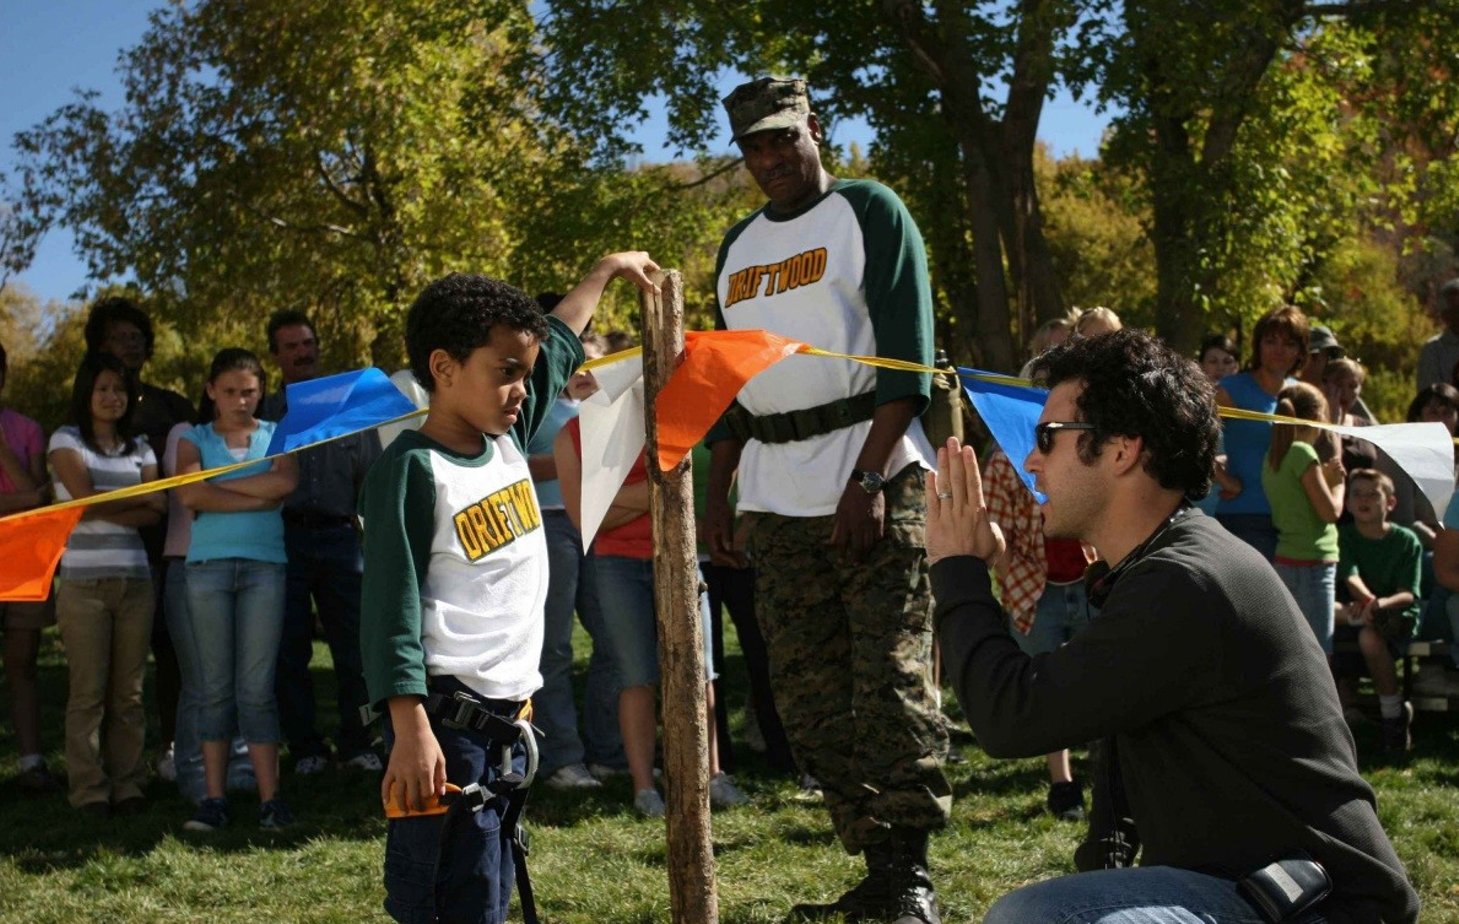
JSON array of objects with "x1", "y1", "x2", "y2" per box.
[{"x1": 174, "y1": 348, "x2": 297, "y2": 832}]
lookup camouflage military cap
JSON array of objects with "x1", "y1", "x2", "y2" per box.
[{"x1": 723, "y1": 77, "x2": 811, "y2": 142}]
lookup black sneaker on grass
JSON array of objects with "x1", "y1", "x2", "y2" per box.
[
  {"x1": 1046, "y1": 780, "x2": 1086, "y2": 821},
  {"x1": 17, "y1": 763, "x2": 60, "y2": 793},
  {"x1": 259, "y1": 798, "x2": 295, "y2": 830},
  {"x1": 184, "y1": 797, "x2": 229, "y2": 832},
  {"x1": 1381, "y1": 702, "x2": 1413, "y2": 758}
]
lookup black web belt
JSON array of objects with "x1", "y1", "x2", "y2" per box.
[{"x1": 725, "y1": 390, "x2": 877, "y2": 444}]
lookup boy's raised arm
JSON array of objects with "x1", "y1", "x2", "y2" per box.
[{"x1": 550, "y1": 252, "x2": 661, "y2": 336}]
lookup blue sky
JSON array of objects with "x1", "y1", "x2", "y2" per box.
[{"x1": 1, "y1": 1, "x2": 1112, "y2": 306}]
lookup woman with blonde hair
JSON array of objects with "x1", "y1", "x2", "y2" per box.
[{"x1": 1073, "y1": 306, "x2": 1122, "y2": 339}]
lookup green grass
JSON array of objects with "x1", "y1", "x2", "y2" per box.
[{"x1": 1, "y1": 625, "x2": 1456, "y2": 923}]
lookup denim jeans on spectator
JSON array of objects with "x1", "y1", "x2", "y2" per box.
[
  {"x1": 184, "y1": 558, "x2": 286, "y2": 743},
  {"x1": 165, "y1": 559, "x2": 254, "y2": 803},
  {"x1": 1013, "y1": 579, "x2": 1094, "y2": 657},
  {"x1": 276, "y1": 522, "x2": 373, "y2": 759},
  {"x1": 1275, "y1": 561, "x2": 1337, "y2": 654},
  {"x1": 382, "y1": 676, "x2": 524, "y2": 924},
  {"x1": 534, "y1": 511, "x2": 623, "y2": 773},
  {"x1": 1216, "y1": 513, "x2": 1279, "y2": 562},
  {"x1": 983, "y1": 866, "x2": 1324, "y2": 924},
  {"x1": 594, "y1": 555, "x2": 714, "y2": 689}
]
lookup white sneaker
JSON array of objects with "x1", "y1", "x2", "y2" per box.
[
  {"x1": 343, "y1": 752, "x2": 383, "y2": 772},
  {"x1": 709, "y1": 772, "x2": 748, "y2": 807},
  {"x1": 587, "y1": 762, "x2": 629, "y2": 781},
  {"x1": 544, "y1": 763, "x2": 603, "y2": 790},
  {"x1": 155, "y1": 743, "x2": 176, "y2": 783},
  {"x1": 633, "y1": 787, "x2": 666, "y2": 818},
  {"x1": 294, "y1": 755, "x2": 330, "y2": 776}
]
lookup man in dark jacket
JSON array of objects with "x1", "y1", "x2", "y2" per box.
[{"x1": 926, "y1": 329, "x2": 1418, "y2": 923}]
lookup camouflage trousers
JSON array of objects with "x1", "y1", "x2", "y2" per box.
[{"x1": 749, "y1": 466, "x2": 951, "y2": 854}]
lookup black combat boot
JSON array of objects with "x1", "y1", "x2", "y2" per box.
[
  {"x1": 787, "y1": 843, "x2": 892, "y2": 920},
  {"x1": 788, "y1": 831, "x2": 940, "y2": 924},
  {"x1": 877, "y1": 828, "x2": 941, "y2": 924}
]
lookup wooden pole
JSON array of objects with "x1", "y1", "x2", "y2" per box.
[{"x1": 641, "y1": 269, "x2": 718, "y2": 923}]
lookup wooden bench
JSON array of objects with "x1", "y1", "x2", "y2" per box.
[
  {"x1": 1405, "y1": 640, "x2": 1454, "y2": 712},
  {"x1": 1333, "y1": 638, "x2": 1454, "y2": 712}
]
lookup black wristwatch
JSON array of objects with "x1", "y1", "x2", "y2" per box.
[{"x1": 849, "y1": 468, "x2": 886, "y2": 495}]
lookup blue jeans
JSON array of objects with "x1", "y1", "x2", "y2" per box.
[
  {"x1": 1416, "y1": 578, "x2": 1459, "y2": 668},
  {"x1": 983, "y1": 866, "x2": 1325, "y2": 923},
  {"x1": 534, "y1": 511, "x2": 623, "y2": 772},
  {"x1": 183, "y1": 559, "x2": 286, "y2": 743},
  {"x1": 383, "y1": 678, "x2": 524, "y2": 924},
  {"x1": 1014, "y1": 580, "x2": 1093, "y2": 656},
  {"x1": 276, "y1": 522, "x2": 372, "y2": 758},
  {"x1": 594, "y1": 555, "x2": 714, "y2": 689},
  {"x1": 1216, "y1": 514, "x2": 1278, "y2": 562},
  {"x1": 164, "y1": 560, "x2": 254, "y2": 803},
  {"x1": 1275, "y1": 561, "x2": 1336, "y2": 654}
]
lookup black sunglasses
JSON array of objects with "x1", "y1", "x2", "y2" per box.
[{"x1": 1034, "y1": 421, "x2": 1097, "y2": 454}]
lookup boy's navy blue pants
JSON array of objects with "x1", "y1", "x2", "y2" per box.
[{"x1": 383, "y1": 677, "x2": 526, "y2": 924}]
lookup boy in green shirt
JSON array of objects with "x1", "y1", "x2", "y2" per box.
[
  {"x1": 359, "y1": 253, "x2": 657, "y2": 924},
  {"x1": 1336, "y1": 468, "x2": 1423, "y2": 758}
]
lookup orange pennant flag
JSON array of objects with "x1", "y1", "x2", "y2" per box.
[
  {"x1": 0, "y1": 506, "x2": 84, "y2": 602},
  {"x1": 654, "y1": 329, "x2": 806, "y2": 471}
]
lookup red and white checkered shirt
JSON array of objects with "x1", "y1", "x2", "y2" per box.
[
  {"x1": 982, "y1": 449, "x2": 1046, "y2": 634},
  {"x1": 982, "y1": 448, "x2": 1095, "y2": 634}
]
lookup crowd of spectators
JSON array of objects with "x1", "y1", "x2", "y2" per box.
[
  {"x1": 3, "y1": 281, "x2": 1458, "y2": 835},
  {"x1": 0, "y1": 294, "x2": 786, "y2": 830}
]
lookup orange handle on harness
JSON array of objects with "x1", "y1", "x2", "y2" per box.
[{"x1": 384, "y1": 781, "x2": 463, "y2": 819}]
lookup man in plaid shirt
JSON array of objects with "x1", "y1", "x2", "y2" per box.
[{"x1": 982, "y1": 446, "x2": 1095, "y2": 820}]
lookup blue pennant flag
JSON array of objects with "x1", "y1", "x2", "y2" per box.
[
  {"x1": 266, "y1": 368, "x2": 420, "y2": 455},
  {"x1": 957, "y1": 369, "x2": 1048, "y2": 503}
]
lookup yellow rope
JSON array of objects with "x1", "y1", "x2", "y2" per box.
[{"x1": 12, "y1": 343, "x2": 1451, "y2": 528}]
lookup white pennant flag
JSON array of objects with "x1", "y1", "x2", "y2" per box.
[
  {"x1": 577, "y1": 355, "x2": 647, "y2": 552},
  {"x1": 1334, "y1": 421, "x2": 1455, "y2": 520}
]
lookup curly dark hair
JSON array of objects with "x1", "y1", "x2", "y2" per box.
[
  {"x1": 1033, "y1": 328, "x2": 1219, "y2": 500},
  {"x1": 406, "y1": 274, "x2": 550, "y2": 393},
  {"x1": 68, "y1": 352, "x2": 141, "y2": 456},
  {"x1": 84, "y1": 296, "x2": 155, "y2": 360}
]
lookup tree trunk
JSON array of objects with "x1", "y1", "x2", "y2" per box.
[
  {"x1": 886, "y1": 0, "x2": 1061, "y2": 373},
  {"x1": 1000, "y1": 0, "x2": 1066, "y2": 342},
  {"x1": 956, "y1": 140, "x2": 1018, "y2": 373},
  {"x1": 1127, "y1": 0, "x2": 1303, "y2": 353}
]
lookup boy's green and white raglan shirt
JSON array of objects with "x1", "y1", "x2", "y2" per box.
[
  {"x1": 712, "y1": 178, "x2": 935, "y2": 517},
  {"x1": 358, "y1": 317, "x2": 584, "y2": 707}
]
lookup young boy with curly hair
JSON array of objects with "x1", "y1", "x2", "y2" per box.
[{"x1": 359, "y1": 253, "x2": 657, "y2": 924}]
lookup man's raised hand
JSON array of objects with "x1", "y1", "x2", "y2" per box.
[{"x1": 925, "y1": 437, "x2": 1005, "y2": 567}]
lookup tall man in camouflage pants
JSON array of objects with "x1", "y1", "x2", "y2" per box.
[{"x1": 705, "y1": 77, "x2": 950, "y2": 924}]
